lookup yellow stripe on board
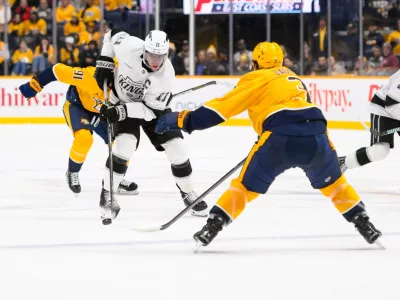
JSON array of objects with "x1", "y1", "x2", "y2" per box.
[
  {"x1": 0, "y1": 117, "x2": 371, "y2": 130},
  {"x1": 0, "y1": 118, "x2": 66, "y2": 124}
]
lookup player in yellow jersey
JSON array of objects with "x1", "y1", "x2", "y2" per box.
[
  {"x1": 19, "y1": 63, "x2": 138, "y2": 196},
  {"x1": 156, "y1": 42, "x2": 383, "y2": 248}
]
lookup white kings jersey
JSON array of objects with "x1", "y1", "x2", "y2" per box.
[
  {"x1": 370, "y1": 70, "x2": 400, "y2": 120},
  {"x1": 101, "y1": 30, "x2": 175, "y2": 120}
]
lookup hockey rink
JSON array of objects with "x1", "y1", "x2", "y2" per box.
[{"x1": 0, "y1": 124, "x2": 399, "y2": 300}]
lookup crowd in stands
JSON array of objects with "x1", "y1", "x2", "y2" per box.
[
  {"x1": 0, "y1": 0, "x2": 400, "y2": 76},
  {"x1": 0, "y1": 0, "x2": 137, "y2": 75}
]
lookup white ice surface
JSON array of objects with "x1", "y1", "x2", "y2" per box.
[{"x1": 0, "y1": 125, "x2": 399, "y2": 300}]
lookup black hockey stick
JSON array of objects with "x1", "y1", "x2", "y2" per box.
[
  {"x1": 370, "y1": 127, "x2": 400, "y2": 136},
  {"x1": 130, "y1": 157, "x2": 247, "y2": 232},
  {"x1": 103, "y1": 80, "x2": 114, "y2": 225},
  {"x1": 172, "y1": 81, "x2": 217, "y2": 99}
]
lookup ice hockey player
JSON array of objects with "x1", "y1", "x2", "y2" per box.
[
  {"x1": 18, "y1": 63, "x2": 138, "y2": 196},
  {"x1": 339, "y1": 70, "x2": 400, "y2": 173},
  {"x1": 94, "y1": 29, "x2": 208, "y2": 223},
  {"x1": 155, "y1": 42, "x2": 382, "y2": 248}
]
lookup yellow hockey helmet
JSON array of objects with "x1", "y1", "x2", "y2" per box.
[{"x1": 251, "y1": 42, "x2": 283, "y2": 69}]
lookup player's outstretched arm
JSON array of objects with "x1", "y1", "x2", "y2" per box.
[
  {"x1": 19, "y1": 64, "x2": 97, "y2": 99},
  {"x1": 155, "y1": 75, "x2": 255, "y2": 134}
]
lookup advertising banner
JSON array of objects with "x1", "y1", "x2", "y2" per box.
[
  {"x1": 0, "y1": 76, "x2": 387, "y2": 129},
  {"x1": 183, "y1": 0, "x2": 320, "y2": 14}
]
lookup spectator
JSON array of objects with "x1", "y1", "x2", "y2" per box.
[
  {"x1": 303, "y1": 41, "x2": 312, "y2": 75},
  {"x1": 203, "y1": 45, "x2": 226, "y2": 75},
  {"x1": 117, "y1": 0, "x2": 132, "y2": 10},
  {"x1": 56, "y1": 0, "x2": 76, "y2": 23},
  {"x1": 35, "y1": 0, "x2": 52, "y2": 25},
  {"x1": 378, "y1": 42, "x2": 399, "y2": 75},
  {"x1": 234, "y1": 52, "x2": 251, "y2": 75},
  {"x1": 8, "y1": 13, "x2": 24, "y2": 37},
  {"x1": 11, "y1": 39, "x2": 33, "y2": 75},
  {"x1": 23, "y1": 11, "x2": 47, "y2": 48},
  {"x1": 312, "y1": 17, "x2": 328, "y2": 60},
  {"x1": 79, "y1": 0, "x2": 101, "y2": 24},
  {"x1": 364, "y1": 22, "x2": 384, "y2": 59},
  {"x1": 367, "y1": 45, "x2": 384, "y2": 71},
  {"x1": 195, "y1": 50, "x2": 206, "y2": 75},
  {"x1": 233, "y1": 39, "x2": 252, "y2": 70},
  {"x1": 341, "y1": 23, "x2": 359, "y2": 71},
  {"x1": 32, "y1": 36, "x2": 53, "y2": 75},
  {"x1": 311, "y1": 56, "x2": 328, "y2": 76},
  {"x1": 0, "y1": 41, "x2": 10, "y2": 75},
  {"x1": 283, "y1": 56, "x2": 300, "y2": 74},
  {"x1": 15, "y1": 0, "x2": 32, "y2": 22},
  {"x1": 387, "y1": 19, "x2": 400, "y2": 57},
  {"x1": 219, "y1": 48, "x2": 229, "y2": 74},
  {"x1": 353, "y1": 56, "x2": 369, "y2": 76},
  {"x1": 80, "y1": 40, "x2": 98, "y2": 67},
  {"x1": 104, "y1": 0, "x2": 117, "y2": 11},
  {"x1": 177, "y1": 40, "x2": 189, "y2": 74},
  {"x1": 329, "y1": 56, "x2": 346, "y2": 75},
  {"x1": 64, "y1": 13, "x2": 85, "y2": 36},
  {"x1": 168, "y1": 42, "x2": 185, "y2": 75},
  {"x1": 0, "y1": 1, "x2": 11, "y2": 39},
  {"x1": 60, "y1": 36, "x2": 80, "y2": 66},
  {"x1": 80, "y1": 22, "x2": 100, "y2": 45}
]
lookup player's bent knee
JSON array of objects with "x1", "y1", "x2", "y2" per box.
[
  {"x1": 106, "y1": 155, "x2": 128, "y2": 175},
  {"x1": 113, "y1": 133, "x2": 138, "y2": 160},
  {"x1": 162, "y1": 138, "x2": 188, "y2": 165},
  {"x1": 368, "y1": 143, "x2": 390, "y2": 161},
  {"x1": 215, "y1": 178, "x2": 259, "y2": 220},
  {"x1": 320, "y1": 174, "x2": 361, "y2": 216},
  {"x1": 70, "y1": 129, "x2": 93, "y2": 163}
]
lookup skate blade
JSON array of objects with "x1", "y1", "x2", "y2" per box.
[
  {"x1": 73, "y1": 193, "x2": 80, "y2": 198},
  {"x1": 190, "y1": 210, "x2": 208, "y2": 218},
  {"x1": 374, "y1": 239, "x2": 385, "y2": 249},
  {"x1": 194, "y1": 241, "x2": 203, "y2": 253},
  {"x1": 116, "y1": 189, "x2": 139, "y2": 196}
]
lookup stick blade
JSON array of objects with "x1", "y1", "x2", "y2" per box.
[{"x1": 129, "y1": 226, "x2": 162, "y2": 233}]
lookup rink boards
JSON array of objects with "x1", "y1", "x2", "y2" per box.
[{"x1": 0, "y1": 75, "x2": 388, "y2": 129}]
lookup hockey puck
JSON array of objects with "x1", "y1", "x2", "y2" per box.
[{"x1": 102, "y1": 218, "x2": 112, "y2": 225}]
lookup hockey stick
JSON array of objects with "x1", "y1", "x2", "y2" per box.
[
  {"x1": 171, "y1": 80, "x2": 235, "y2": 100},
  {"x1": 370, "y1": 126, "x2": 400, "y2": 136},
  {"x1": 103, "y1": 80, "x2": 115, "y2": 224},
  {"x1": 130, "y1": 157, "x2": 247, "y2": 233}
]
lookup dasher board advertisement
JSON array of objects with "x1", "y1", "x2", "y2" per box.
[{"x1": 183, "y1": 0, "x2": 321, "y2": 14}]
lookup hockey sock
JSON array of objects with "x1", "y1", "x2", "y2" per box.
[
  {"x1": 319, "y1": 174, "x2": 364, "y2": 222},
  {"x1": 171, "y1": 159, "x2": 194, "y2": 193},
  {"x1": 103, "y1": 155, "x2": 128, "y2": 191},
  {"x1": 69, "y1": 129, "x2": 93, "y2": 172},
  {"x1": 345, "y1": 143, "x2": 390, "y2": 169},
  {"x1": 213, "y1": 178, "x2": 259, "y2": 221}
]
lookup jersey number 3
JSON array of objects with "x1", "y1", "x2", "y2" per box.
[{"x1": 287, "y1": 76, "x2": 311, "y2": 103}]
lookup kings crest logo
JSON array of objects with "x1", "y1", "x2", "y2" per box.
[{"x1": 118, "y1": 75, "x2": 147, "y2": 102}]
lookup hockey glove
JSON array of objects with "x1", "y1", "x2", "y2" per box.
[
  {"x1": 155, "y1": 110, "x2": 190, "y2": 134},
  {"x1": 19, "y1": 76, "x2": 43, "y2": 98},
  {"x1": 100, "y1": 104, "x2": 127, "y2": 123},
  {"x1": 94, "y1": 56, "x2": 115, "y2": 91}
]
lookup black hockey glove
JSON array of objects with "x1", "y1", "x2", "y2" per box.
[
  {"x1": 100, "y1": 104, "x2": 127, "y2": 123},
  {"x1": 94, "y1": 56, "x2": 115, "y2": 90}
]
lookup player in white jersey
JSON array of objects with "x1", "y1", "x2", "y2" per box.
[
  {"x1": 94, "y1": 29, "x2": 208, "y2": 223},
  {"x1": 339, "y1": 70, "x2": 400, "y2": 172}
]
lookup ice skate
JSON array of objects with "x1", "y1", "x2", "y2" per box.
[
  {"x1": 117, "y1": 178, "x2": 139, "y2": 195},
  {"x1": 99, "y1": 188, "x2": 121, "y2": 225},
  {"x1": 352, "y1": 212, "x2": 382, "y2": 247},
  {"x1": 193, "y1": 214, "x2": 226, "y2": 248},
  {"x1": 65, "y1": 171, "x2": 81, "y2": 197},
  {"x1": 181, "y1": 190, "x2": 208, "y2": 217},
  {"x1": 338, "y1": 156, "x2": 347, "y2": 173}
]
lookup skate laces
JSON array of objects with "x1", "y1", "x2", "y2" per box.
[
  {"x1": 69, "y1": 172, "x2": 80, "y2": 186},
  {"x1": 184, "y1": 191, "x2": 198, "y2": 203},
  {"x1": 120, "y1": 178, "x2": 131, "y2": 187}
]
